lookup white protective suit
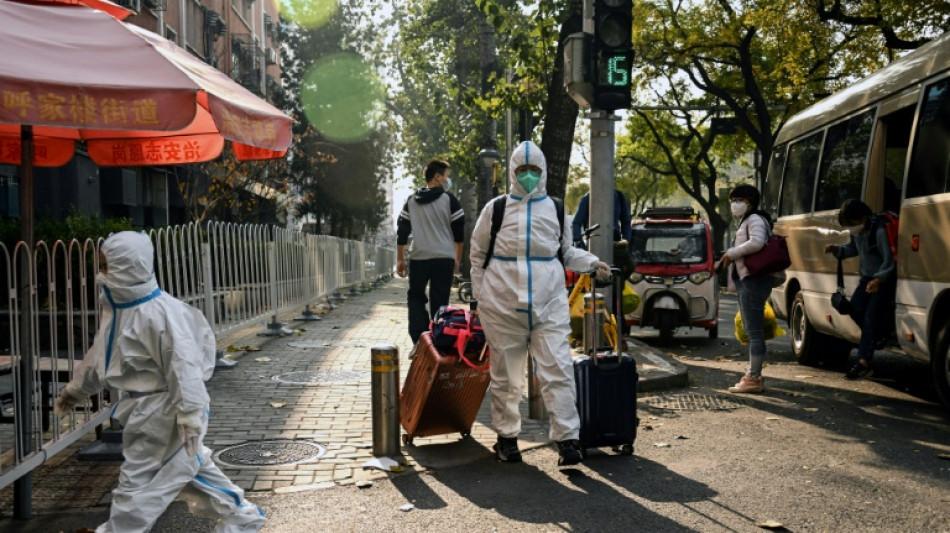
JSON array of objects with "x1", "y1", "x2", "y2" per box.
[
  {"x1": 59, "y1": 231, "x2": 265, "y2": 533},
  {"x1": 470, "y1": 141, "x2": 603, "y2": 442}
]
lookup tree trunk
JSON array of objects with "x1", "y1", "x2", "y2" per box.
[
  {"x1": 540, "y1": 4, "x2": 583, "y2": 200},
  {"x1": 477, "y1": 9, "x2": 499, "y2": 213}
]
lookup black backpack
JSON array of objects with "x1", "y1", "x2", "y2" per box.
[{"x1": 482, "y1": 196, "x2": 564, "y2": 269}]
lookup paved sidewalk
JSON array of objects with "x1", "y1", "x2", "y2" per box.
[{"x1": 0, "y1": 276, "x2": 688, "y2": 525}]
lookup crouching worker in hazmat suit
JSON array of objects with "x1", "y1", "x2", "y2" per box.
[
  {"x1": 54, "y1": 231, "x2": 266, "y2": 533},
  {"x1": 469, "y1": 141, "x2": 611, "y2": 466}
]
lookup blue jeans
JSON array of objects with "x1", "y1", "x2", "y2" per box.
[
  {"x1": 849, "y1": 276, "x2": 896, "y2": 363},
  {"x1": 736, "y1": 274, "x2": 774, "y2": 377}
]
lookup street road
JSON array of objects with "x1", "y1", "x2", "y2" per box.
[{"x1": 252, "y1": 295, "x2": 950, "y2": 532}]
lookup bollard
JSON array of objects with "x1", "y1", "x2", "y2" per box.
[
  {"x1": 371, "y1": 344, "x2": 401, "y2": 457},
  {"x1": 583, "y1": 292, "x2": 606, "y2": 354}
]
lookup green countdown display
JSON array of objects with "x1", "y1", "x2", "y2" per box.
[{"x1": 597, "y1": 51, "x2": 631, "y2": 86}]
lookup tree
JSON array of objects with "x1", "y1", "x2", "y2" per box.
[
  {"x1": 631, "y1": 0, "x2": 946, "y2": 247},
  {"x1": 274, "y1": 7, "x2": 391, "y2": 239}
]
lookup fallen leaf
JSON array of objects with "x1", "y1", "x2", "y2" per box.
[
  {"x1": 674, "y1": 435, "x2": 688, "y2": 440},
  {"x1": 226, "y1": 345, "x2": 243, "y2": 352},
  {"x1": 794, "y1": 375, "x2": 817, "y2": 379},
  {"x1": 399, "y1": 503, "x2": 415, "y2": 512},
  {"x1": 255, "y1": 357, "x2": 272, "y2": 362},
  {"x1": 389, "y1": 465, "x2": 406, "y2": 472},
  {"x1": 755, "y1": 520, "x2": 784, "y2": 529},
  {"x1": 643, "y1": 424, "x2": 654, "y2": 431},
  {"x1": 803, "y1": 407, "x2": 819, "y2": 412},
  {"x1": 243, "y1": 345, "x2": 261, "y2": 352},
  {"x1": 937, "y1": 453, "x2": 950, "y2": 461},
  {"x1": 765, "y1": 417, "x2": 781, "y2": 421},
  {"x1": 355, "y1": 480, "x2": 373, "y2": 489},
  {"x1": 654, "y1": 442, "x2": 671, "y2": 448},
  {"x1": 713, "y1": 356, "x2": 733, "y2": 362},
  {"x1": 270, "y1": 401, "x2": 286, "y2": 408}
]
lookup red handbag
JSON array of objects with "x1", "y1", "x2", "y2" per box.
[{"x1": 743, "y1": 234, "x2": 791, "y2": 276}]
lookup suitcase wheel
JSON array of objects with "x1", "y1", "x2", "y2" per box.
[
  {"x1": 402, "y1": 434, "x2": 413, "y2": 446},
  {"x1": 460, "y1": 431, "x2": 471, "y2": 439},
  {"x1": 619, "y1": 443, "x2": 634, "y2": 456}
]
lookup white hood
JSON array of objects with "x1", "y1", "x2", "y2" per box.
[
  {"x1": 509, "y1": 141, "x2": 547, "y2": 197},
  {"x1": 99, "y1": 231, "x2": 159, "y2": 303}
]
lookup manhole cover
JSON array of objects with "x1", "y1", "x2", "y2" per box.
[
  {"x1": 272, "y1": 370, "x2": 367, "y2": 384},
  {"x1": 214, "y1": 440, "x2": 326, "y2": 467},
  {"x1": 643, "y1": 393, "x2": 747, "y2": 410}
]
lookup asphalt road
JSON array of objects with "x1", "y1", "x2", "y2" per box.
[{"x1": 10, "y1": 295, "x2": 950, "y2": 532}]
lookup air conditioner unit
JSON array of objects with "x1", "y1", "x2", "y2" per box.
[{"x1": 265, "y1": 48, "x2": 278, "y2": 65}]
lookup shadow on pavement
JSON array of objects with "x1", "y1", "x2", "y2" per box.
[{"x1": 432, "y1": 453, "x2": 691, "y2": 530}]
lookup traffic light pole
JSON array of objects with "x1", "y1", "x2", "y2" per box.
[{"x1": 589, "y1": 109, "x2": 617, "y2": 302}]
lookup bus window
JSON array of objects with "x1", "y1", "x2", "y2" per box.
[
  {"x1": 779, "y1": 131, "x2": 823, "y2": 217},
  {"x1": 762, "y1": 144, "x2": 786, "y2": 217},
  {"x1": 906, "y1": 78, "x2": 950, "y2": 199},
  {"x1": 881, "y1": 106, "x2": 915, "y2": 212},
  {"x1": 814, "y1": 109, "x2": 876, "y2": 212}
]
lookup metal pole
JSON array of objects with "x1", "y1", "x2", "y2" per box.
[
  {"x1": 590, "y1": 110, "x2": 617, "y2": 304},
  {"x1": 371, "y1": 344, "x2": 401, "y2": 457},
  {"x1": 201, "y1": 242, "x2": 215, "y2": 328},
  {"x1": 260, "y1": 241, "x2": 291, "y2": 336},
  {"x1": 14, "y1": 124, "x2": 34, "y2": 519}
]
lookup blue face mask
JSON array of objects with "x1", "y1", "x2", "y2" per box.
[
  {"x1": 442, "y1": 177, "x2": 452, "y2": 190},
  {"x1": 516, "y1": 170, "x2": 541, "y2": 193}
]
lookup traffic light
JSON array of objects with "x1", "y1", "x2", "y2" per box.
[{"x1": 592, "y1": 0, "x2": 633, "y2": 111}]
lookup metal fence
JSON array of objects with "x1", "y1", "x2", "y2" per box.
[{"x1": 0, "y1": 221, "x2": 394, "y2": 494}]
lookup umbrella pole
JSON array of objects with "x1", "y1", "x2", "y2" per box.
[{"x1": 14, "y1": 124, "x2": 35, "y2": 519}]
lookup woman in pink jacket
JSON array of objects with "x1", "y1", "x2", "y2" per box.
[{"x1": 716, "y1": 184, "x2": 774, "y2": 394}]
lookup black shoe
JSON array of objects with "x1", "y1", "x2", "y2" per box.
[
  {"x1": 493, "y1": 436, "x2": 522, "y2": 463},
  {"x1": 846, "y1": 361, "x2": 872, "y2": 381},
  {"x1": 556, "y1": 439, "x2": 583, "y2": 466}
]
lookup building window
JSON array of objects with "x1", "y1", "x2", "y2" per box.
[
  {"x1": 185, "y1": 0, "x2": 203, "y2": 53},
  {"x1": 165, "y1": 25, "x2": 178, "y2": 45},
  {"x1": 232, "y1": 0, "x2": 253, "y2": 23}
]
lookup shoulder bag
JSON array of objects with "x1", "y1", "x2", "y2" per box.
[{"x1": 742, "y1": 216, "x2": 791, "y2": 277}]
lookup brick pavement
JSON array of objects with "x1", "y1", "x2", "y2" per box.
[
  {"x1": 0, "y1": 275, "x2": 686, "y2": 517},
  {"x1": 206, "y1": 276, "x2": 550, "y2": 494}
]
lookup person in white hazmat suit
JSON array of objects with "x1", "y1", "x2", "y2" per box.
[
  {"x1": 53, "y1": 231, "x2": 265, "y2": 533},
  {"x1": 469, "y1": 141, "x2": 611, "y2": 466}
]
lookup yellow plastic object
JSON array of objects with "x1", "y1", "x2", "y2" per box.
[
  {"x1": 734, "y1": 301, "x2": 786, "y2": 345},
  {"x1": 621, "y1": 282, "x2": 640, "y2": 314},
  {"x1": 567, "y1": 273, "x2": 619, "y2": 349}
]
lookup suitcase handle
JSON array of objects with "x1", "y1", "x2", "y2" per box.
[{"x1": 593, "y1": 267, "x2": 625, "y2": 365}]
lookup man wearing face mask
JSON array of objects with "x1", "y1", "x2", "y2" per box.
[
  {"x1": 470, "y1": 141, "x2": 611, "y2": 466},
  {"x1": 824, "y1": 199, "x2": 897, "y2": 380},
  {"x1": 53, "y1": 231, "x2": 265, "y2": 533},
  {"x1": 397, "y1": 159, "x2": 465, "y2": 344}
]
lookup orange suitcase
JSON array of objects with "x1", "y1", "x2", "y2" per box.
[{"x1": 399, "y1": 331, "x2": 490, "y2": 445}]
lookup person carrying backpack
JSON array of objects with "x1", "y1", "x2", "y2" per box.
[
  {"x1": 469, "y1": 141, "x2": 611, "y2": 467},
  {"x1": 823, "y1": 199, "x2": 897, "y2": 380}
]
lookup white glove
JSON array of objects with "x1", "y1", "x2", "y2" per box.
[
  {"x1": 53, "y1": 386, "x2": 83, "y2": 416},
  {"x1": 593, "y1": 261, "x2": 612, "y2": 283},
  {"x1": 177, "y1": 411, "x2": 204, "y2": 457}
]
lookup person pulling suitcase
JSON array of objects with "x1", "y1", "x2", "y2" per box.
[{"x1": 469, "y1": 141, "x2": 612, "y2": 466}]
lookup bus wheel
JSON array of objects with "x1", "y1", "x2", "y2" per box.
[
  {"x1": 790, "y1": 291, "x2": 839, "y2": 366},
  {"x1": 932, "y1": 324, "x2": 950, "y2": 412}
]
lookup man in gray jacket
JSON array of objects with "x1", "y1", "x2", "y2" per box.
[{"x1": 397, "y1": 160, "x2": 465, "y2": 343}]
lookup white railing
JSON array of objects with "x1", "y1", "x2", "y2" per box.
[{"x1": 0, "y1": 221, "x2": 394, "y2": 497}]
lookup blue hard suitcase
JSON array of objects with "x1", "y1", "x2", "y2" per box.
[{"x1": 573, "y1": 268, "x2": 638, "y2": 457}]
